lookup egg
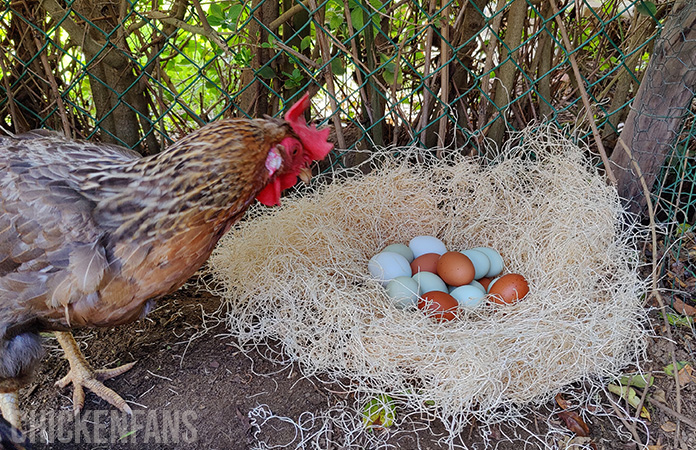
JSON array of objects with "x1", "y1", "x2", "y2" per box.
[
  {"x1": 450, "y1": 285, "x2": 486, "y2": 309},
  {"x1": 478, "y1": 277, "x2": 494, "y2": 291},
  {"x1": 467, "y1": 280, "x2": 486, "y2": 293},
  {"x1": 488, "y1": 273, "x2": 530, "y2": 305},
  {"x1": 471, "y1": 247, "x2": 504, "y2": 277},
  {"x1": 436, "y1": 251, "x2": 475, "y2": 286},
  {"x1": 418, "y1": 290, "x2": 459, "y2": 321},
  {"x1": 382, "y1": 243, "x2": 414, "y2": 262},
  {"x1": 368, "y1": 252, "x2": 412, "y2": 285},
  {"x1": 412, "y1": 271, "x2": 448, "y2": 295},
  {"x1": 461, "y1": 249, "x2": 491, "y2": 280},
  {"x1": 386, "y1": 276, "x2": 419, "y2": 310},
  {"x1": 409, "y1": 236, "x2": 447, "y2": 258},
  {"x1": 410, "y1": 253, "x2": 440, "y2": 274}
]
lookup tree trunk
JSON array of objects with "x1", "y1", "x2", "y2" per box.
[{"x1": 610, "y1": 1, "x2": 696, "y2": 214}]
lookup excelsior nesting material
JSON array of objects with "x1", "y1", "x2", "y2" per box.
[{"x1": 207, "y1": 126, "x2": 647, "y2": 439}]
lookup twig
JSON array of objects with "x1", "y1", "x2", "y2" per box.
[
  {"x1": 269, "y1": 0, "x2": 313, "y2": 32},
  {"x1": 190, "y1": 0, "x2": 234, "y2": 56},
  {"x1": 648, "y1": 396, "x2": 696, "y2": 430},
  {"x1": 549, "y1": 0, "x2": 616, "y2": 185},
  {"x1": 307, "y1": 0, "x2": 344, "y2": 148},
  {"x1": 32, "y1": 32, "x2": 71, "y2": 136},
  {"x1": 607, "y1": 394, "x2": 644, "y2": 446}
]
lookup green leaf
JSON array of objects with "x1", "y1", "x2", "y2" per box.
[
  {"x1": 361, "y1": 394, "x2": 396, "y2": 428},
  {"x1": 209, "y1": 2, "x2": 224, "y2": 19},
  {"x1": 301, "y1": 36, "x2": 312, "y2": 51},
  {"x1": 331, "y1": 57, "x2": 345, "y2": 76},
  {"x1": 663, "y1": 312, "x2": 694, "y2": 327},
  {"x1": 636, "y1": 1, "x2": 657, "y2": 17},
  {"x1": 227, "y1": 4, "x2": 243, "y2": 24},
  {"x1": 351, "y1": 7, "x2": 364, "y2": 30},
  {"x1": 256, "y1": 66, "x2": 276, "y2": 79},
  {"x1": 665, "y1": 361, "x2": 689, "y2": 377},
  {"x1": 618, "y1": 373, "x2": 654, "y2": 389},
  {"x1": 207, "y1": 15, "x2": 224, "y2": 27}
]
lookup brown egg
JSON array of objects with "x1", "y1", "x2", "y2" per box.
[
  {"x1": 418, "y1": 291, "x2": 459, "y2": 322},
  {"x1": 436, "y1": 251, "x2": 475, "y2": 287},
  {"x1": 478, "y1": 277, "x2": 494, "y2": 291},
  {"x1": 411, "y1": 253, "x2": 440, "y2": 274},
  {"x1": 488, "y1": 273, "x2": 529, "y2": 305}
]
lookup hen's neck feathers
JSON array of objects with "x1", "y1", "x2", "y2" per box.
[{"x1": 74, "y1": 118, "x2": 292, "y2": 241}]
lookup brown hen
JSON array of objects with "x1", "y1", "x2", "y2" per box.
[{"x1": 0, "y1": 94, "x2": 332, "y2": 431}]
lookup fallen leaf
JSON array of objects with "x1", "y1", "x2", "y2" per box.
[
  {"x1": 361, "y1": 394, "x2": 396, "y2": 428},
  {"x1": 661, "y1": 421, "x2": 677, "y2": 432},
  {"x1": 558, "y1": 410, "x2": 590, "y2": 437},
  {"x1": 664, "y1": 361, "x2": 689, "y2": 377},
  {"x1": 607, "y1": 384, "x2": 651, "y2": 420},
  {"x1": 555, "y1": 393, "x2": 571, "y2": 410},
  {"x1": 647, "y1": 445, "x2": 663, "y2": 450},
  {"x1": 652, "y1": 388, "x2": 667, "y2": 403},
  {"x1": 677, "y1": 363, "x2": 695, "y2": 386},
  {"x1": 619, "y1": 373, "x2": 654, "y2": 389}
]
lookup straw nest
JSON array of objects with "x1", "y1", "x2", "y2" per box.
[{"x1": 207, "y1": 126, "x2": 647, "y2": 436}]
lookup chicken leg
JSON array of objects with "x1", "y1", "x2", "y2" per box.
[{"x1": 54, "y1": 331, "x2": 135, "y2": 415}]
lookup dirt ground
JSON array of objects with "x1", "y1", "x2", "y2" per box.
[{"x1": 13, "y1": 278, "x2": 696, "y2": 449}]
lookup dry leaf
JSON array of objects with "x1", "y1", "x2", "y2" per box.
[
  {"x1": 652, "y1": 388, "x2": 667, "y2": 403},
  {"x1": 558, "y1": 410, "x2": 590, "y2": 437},
  {"x1": 677, "y1": 364, "x2": 695, "y2": 386},
  {"x1": 555, "y1": 393, "x2": 571, "y2": 410},
  {"x1": 647, "y1": 445, "x2": 663, "y2": 450},
  {"x1": 661, "y1": 421, "x2": 677, "y2": 432}
]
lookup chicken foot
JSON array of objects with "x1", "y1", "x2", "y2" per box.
[{"x1": 54, "y1": 331, "x2": 135, "y2": 416}]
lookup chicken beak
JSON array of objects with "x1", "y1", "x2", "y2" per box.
[{"x1": 298, "y1": 167, "x2": 313, "y2": 185}]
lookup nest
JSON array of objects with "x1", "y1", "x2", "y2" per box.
[{"x1": 207, "y1": 126, "x2": 647, "y2": 439}]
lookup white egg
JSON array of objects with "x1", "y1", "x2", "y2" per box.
[
  {"x1": 462, "y1": 249, "x2": 491, "y2": 279},
  {"x1": 471, "y1": 247, "x2": 504, "y2": 277},
  {"x1": 368, "y1": 252, "x2": 412, "y2": 285},
  {"x1": 386, "y1": 276, "x2": 419, "y2": 309},
  {"x1": 450, "y1": 285, "x2": 486, "y2": 309},
  {"x1": 382, "y1": 243, "x2": 414, "y2": 262},
  {"x1": 412, "y1": 271, "x2": 448, "y2": 295},
  {"x1": 409, "y1": 235, "x2": 447, "y2": 258}
]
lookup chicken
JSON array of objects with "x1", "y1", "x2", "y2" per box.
[{"x1": 0, "y1": 93, "x2": 332, "y2": 431}]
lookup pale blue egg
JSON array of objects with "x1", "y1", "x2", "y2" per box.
[
  {"x1": 412, "y1": 271, "x2": 448, "y2": 295},
  {"x1": 462, "y1": 249, "x2": 491, "y2": 279},
  {"x1": 383, "y1": 243, "x2": 414, "y2": 262},
  {"x1": 386, "y1": 276, "x2": 419, "y2": 309},
  {"x1": 471, "y1": 247, "x2": 504, "y2": 277},
  {"x1": 409, "y1": 235, "x2": 447, "y2": 258},
  {"x1": 450, "y1": 285, "x2": 486, "y2": 309},
  {"x1": 467, "y1": 280, "x2": 486, "y2": 292},
  {"x1": 368, "y1": 252, "x2": 412, "y2": 285}
]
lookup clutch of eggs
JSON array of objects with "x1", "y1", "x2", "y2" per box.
[{"x1": 368, "y1": 236, "x2": 529, "y2": 321}]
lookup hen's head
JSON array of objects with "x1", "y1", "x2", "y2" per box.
[{"x1": 255, "y1": 94, "x2": 333, "y2": 206}]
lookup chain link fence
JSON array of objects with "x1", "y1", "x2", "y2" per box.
[{"x1": 1, "y1": 1, "x2": 696, "y2": 297}]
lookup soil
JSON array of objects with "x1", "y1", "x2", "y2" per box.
[{"x1": 13, "y1": 282, "x2": 696, "y2": 450}]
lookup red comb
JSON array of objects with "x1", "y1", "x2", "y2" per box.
[{"x1": 284, "y1": 93, "x2": 333, "y2": 160}]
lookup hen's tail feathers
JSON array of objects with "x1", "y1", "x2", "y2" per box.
[{"x1": 0, "y1": 416, "x2": 28, "y2": 450}]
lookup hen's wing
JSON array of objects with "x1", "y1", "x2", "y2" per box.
[{"x1": 0, "y1": 132, "x2": 138, "y2": 333}]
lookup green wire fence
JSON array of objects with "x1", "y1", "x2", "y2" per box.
[{"x1": 1, "y1": 1, "x2": 695, "y2": 298}]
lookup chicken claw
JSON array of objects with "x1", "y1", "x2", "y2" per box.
[{"x1": 54, "y1": 332, "x2": 135, "y2": 416}]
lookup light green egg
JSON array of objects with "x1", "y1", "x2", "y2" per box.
[
  {"x1": 383, "y1": 243, "x2": 414, "y2": 263},
  {"x1": 386, "y1": 276, "x2": 419, "y2": 309},
  {"x1": 412, "y1": 271, "x2": 447, "y2": 295},
  {"x1": 450, "y1": 285, "x2": 486, "y2": 309}
]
